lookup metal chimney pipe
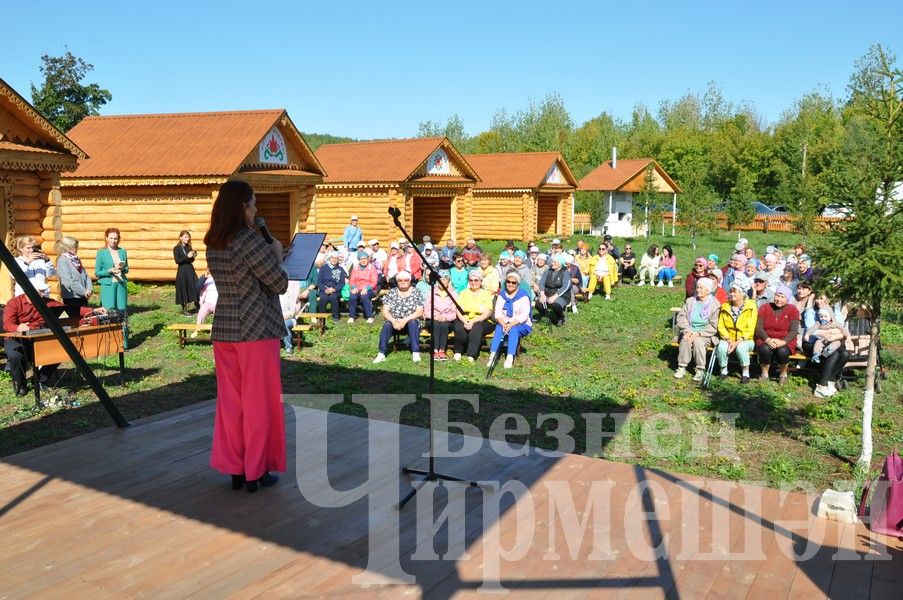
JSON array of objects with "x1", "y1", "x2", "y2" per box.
[{"x1": 612, "y1": 146, "x2": 617, "y2": 169}]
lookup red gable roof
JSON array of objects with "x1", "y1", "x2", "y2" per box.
[
  {"x1": 316, "y1": 137, "x2": 478, "y2": 184},
  {"x1": 465, "y1": 152, "x2": 577, "y2": 190},
  {"x1": 65, "y1": 109, "x2": 323, "y2": 178},
  {"x1": 579, "y1": 158, "x2": 681, "y2": 193}
]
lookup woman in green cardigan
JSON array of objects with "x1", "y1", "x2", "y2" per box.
[{"x1": 95, "y1": 227, "x2": 129, "y2": 310}]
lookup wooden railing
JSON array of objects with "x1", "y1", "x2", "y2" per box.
[
  {"x1": 661, "y1": 212, "x2": 849, "y2": 233},
  {"x1": 573, "y1": 212, "x2": 592, "y2": 233}
]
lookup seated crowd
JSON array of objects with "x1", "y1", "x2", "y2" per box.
[{"x1": 672, "y1": 238, "x2": 856, "y2": 398}]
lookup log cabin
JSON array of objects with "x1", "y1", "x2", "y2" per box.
[
  {"x1": 578, "y1": 149, "x2": 681, "y2": 238},
  {"x1": 0, "y1": 78, "x2": 87, "y2": 303},
  {"x1": 60, "y1": 110, "x2": 324, "y2": 281},
  {"x1": 313, "y1": 137, "x2": 479, "y2": 248},
  {"x1": 464, "y1": 151, "x2": 577, "y2": 241}
]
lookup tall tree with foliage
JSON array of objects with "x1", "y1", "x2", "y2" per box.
[
  {"x1": 724, "y1": 171, "x2": 757, "y2": 230},
  {"x1": 632, "y1": 165, "x2": 662, "y2": 238},
  {"x1": 813, "y1": 44, "x2": 903, "y2": 469},
  {"x1": 30, "y1": 51, "x2": 112, "y2": 132},
  {"x1": 417, "y1": 114, "x2": 471, "y2": 151},
  {"x1": 677, "y1": 163, "x2": 719, "y2": 250}
]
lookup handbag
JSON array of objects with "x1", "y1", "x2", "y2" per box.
[{"x1": 858, "y1": 450, "x2": 903, "y2": 537}]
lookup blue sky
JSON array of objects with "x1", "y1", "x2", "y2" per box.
[{"x1": 2, "y1": 1, "x2": 899, "y2": 139}]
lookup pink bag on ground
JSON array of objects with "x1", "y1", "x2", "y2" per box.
[{"x1": 858, "y1": 450, "x2": 903, "y2": 538}]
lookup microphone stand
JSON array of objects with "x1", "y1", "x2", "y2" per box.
[{"x1": 387, "y1": 207, "x2": 483, "y2": 510}]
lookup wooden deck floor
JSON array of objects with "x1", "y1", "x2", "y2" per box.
[{"x1": 1, "y1": 400, "x2": 900, "y2": 599}]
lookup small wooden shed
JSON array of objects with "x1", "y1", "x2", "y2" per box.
[
  {"x1": 314, "y1": 137, "x2": 479, "y2": 247},
  {"x1": 464, "y1": 152, "x2": 577, "y2": 241},
  {"x1": 61, "y1": 110, "x2": 324, "y2": 281},
  {"x1": 0, "y1": 78, "x2": 87, "y2": 303},
  {"x1": 578, "y1": 155, "x2": 681, "y2": 237}
]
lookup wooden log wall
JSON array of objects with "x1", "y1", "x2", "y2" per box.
[
  {"x1": 57, "y1": 187, "x2": 215, "y2": 282},
  {"x1": 312, "y1": 189, "x2": 396, "y2": 248},
  {"x1": 472, "y1": 192, "x2": 528, "y2": 240},
  {"x1": 561, "y1": 192, "x2": 575, "y2": 237},
  {"x1": 0, "y1": 170, "x2": 61, "y2": 302}
]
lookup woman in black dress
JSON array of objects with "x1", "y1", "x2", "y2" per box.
[{"x1": 174, "y1": 230, "x2": 199, "y2": 315}]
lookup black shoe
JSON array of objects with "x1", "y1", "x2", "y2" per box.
[
  {"x1": 740, "y1": 375, "x2": 750, "y2": 384},
  {"x1": 246, "y1": 472, "x2": 279, "y2": 493},
  {"x1": 13, "y1": 383, "x2": 28, "y2": 397},
  {"x1": 718, "y1": 373, "x2": 728, "y2": 381},
  {"x1": 231, "y1": 474, "x2": 246, "y2": 490}
]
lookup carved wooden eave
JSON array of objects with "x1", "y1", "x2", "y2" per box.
[
  {"x1": 472, "y1": 187, "x2": 534, "y2": 194},
  {"x1": 315, "y1": 182, "x2": 399, "y2": 190},
  {"x1": 0, "y1": 77, "x2": 88, "y2": 160},
  {"x1": 407, "y1": 138, "x2": 481, "y2": 184},
  {"x1": 60, "y1": 176, "x2": 229, "y2": 187},
  {"x1": 0, "y1": 152, "x2": 78, "y2": 173}
]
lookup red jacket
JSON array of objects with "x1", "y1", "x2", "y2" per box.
[
  {"x1": 3, "y1": 295, "x2": 93, "y2": 332},
  {"x1": 349, "y1": 263, "x2": 379, "y2": 292}
]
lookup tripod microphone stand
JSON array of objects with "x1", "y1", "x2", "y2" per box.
[{"x1": 387, "y1": 207, "x2": 483, "y2": 510}]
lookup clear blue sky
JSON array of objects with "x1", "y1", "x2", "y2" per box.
[{"x1": 2, "y1": 1, "x2": 899, "y2": 139}]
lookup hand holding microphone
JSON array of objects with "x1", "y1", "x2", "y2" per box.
[{"x1": 254, "y1": 216, "x2": 283, "y2": 261}]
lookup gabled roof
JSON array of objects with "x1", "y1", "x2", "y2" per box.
[
  {"x1": 579, "y1": 158, "x2": 681, "y2": 194},
  {"x1": 0, "y1": 77, "x2": 87, "y2": 162},
  {"x1": 316, "y1": 137, "x2": 479, "y2": 184},
  {"x1": 465, "y1": 152, "x2": 578, "y2": 190},
  {"x1": 64, "y1": 109, "x2": 324, "y2": 178}
]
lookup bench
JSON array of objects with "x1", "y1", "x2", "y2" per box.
[
  {"x1": 291, "y1": 324, "x2": 313, "y2": 350},
  {"x1": 296, "y1": 312, "x2": 332, "y2": 335},
  {"x1": 166, "y1": 323, "x2": 212, "y2": 348}
]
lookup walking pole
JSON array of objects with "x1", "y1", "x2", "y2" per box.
[{"x1": 702, "y1": 344, "x2": 718, "y2": 389}]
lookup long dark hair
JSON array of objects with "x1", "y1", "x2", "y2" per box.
[
  {"x1": 646, "y1": 244, "x2": 658, "y2": 258},
  {"x1": 662, "y1": 244, "x2": 673, "y2": 258},
  {"x1": 205, "y1": 180, "x2": 253, "y2": 250}
]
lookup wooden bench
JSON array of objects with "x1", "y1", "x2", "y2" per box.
[
  {"x1": 668, "y1": 341, "x2": 808, "y2": 364},
  {"x1": 291, "y1": 324, "x2": 313, "y2": 350},
  {"x1": 296, "y1": 312, "x2": 332, "y2": 335},
  {"x1": 166, "y1": 323, "x2": 212, "y2": 348}
]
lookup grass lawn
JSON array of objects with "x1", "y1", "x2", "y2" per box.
[{"x1": 1, "y1": 229, "x2": 900, "y2": 493}]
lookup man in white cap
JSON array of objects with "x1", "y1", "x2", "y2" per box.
[
  {"x1": 418, "y1": 235, "x2": 432, "y2": 253},
  {"x1": 342, "y1": 215, "x2": 362, "y2": 250},
  {"x1": 368, "y1": 239, "x2": 387, "y2": 270}
]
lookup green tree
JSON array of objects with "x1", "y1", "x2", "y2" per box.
[
  {"x1": 676, "y1": 163, "x2": 719, "y2": 250},
  {"x1": 633, "y1": 165, "x2": 662, "y2": 238},
  {"x1": 725, "y1": 170, "x2": 757, "y2": 230},
  {"x1": 417, "y1": 114, "x2": 471, "y2": 151},
  {"x1": 30, "y1": 51, "x2": 112, "y2": 132},
  {"x1": 812, "y1": 44, "x2": 903, "y2": 469}
]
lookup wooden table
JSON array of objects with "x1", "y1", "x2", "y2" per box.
[{"x1": 6, "y1": 323, "x2": 125, "y2": 404}]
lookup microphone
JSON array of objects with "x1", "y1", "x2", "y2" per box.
[
  {"x1": 253, "y1": 216, "x2": 274, "y2": 244},
  {"x1": 388, "y1": 206, "x2": 401, "y2": 219}
]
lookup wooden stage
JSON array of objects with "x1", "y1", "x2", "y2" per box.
[{"x1": 1, "y1": 400, "x2": 900, "y2": 599}]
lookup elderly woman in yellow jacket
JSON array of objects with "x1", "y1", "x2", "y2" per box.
[
  {"x1": 588, "y1": 244, "x2": 617, "y2": 301},
  {"x1": 715, "y1": 280, "x2": 758, "y2": 383}
]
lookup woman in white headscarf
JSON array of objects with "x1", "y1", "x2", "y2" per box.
[{"x1": 674, "y1": 277, "x2": 720, "y2": 381}]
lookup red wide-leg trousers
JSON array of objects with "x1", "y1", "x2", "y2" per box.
[{"x1": 210, "y1": 338, "x2": 286, "y2": 481}]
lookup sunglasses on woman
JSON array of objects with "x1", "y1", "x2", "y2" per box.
[{"x1": 506, "y1": 280, "x2": 518, "y2": 285}]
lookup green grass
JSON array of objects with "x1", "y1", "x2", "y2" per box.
[{"x1": 1, "y1": 228, "x2": 900, "y2": 492}]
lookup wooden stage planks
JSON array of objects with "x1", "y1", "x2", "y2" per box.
[{"x1": 1, "y1": 401, "x2": 900, "y2": 599}]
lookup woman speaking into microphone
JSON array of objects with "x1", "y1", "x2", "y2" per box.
[{"x1": 204, "y1": 180, "x2": 288, "y2": 493}]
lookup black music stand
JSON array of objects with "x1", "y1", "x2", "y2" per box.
[
  {"x1": 0, "y1": 244, "x2": 128, "y2": 426},
  {"x1": 387, "y1": 207, "x2": 484, "y2": 509}
]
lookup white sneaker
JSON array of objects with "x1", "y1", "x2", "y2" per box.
[
  {"x1": 637, "y1": 281, "x2": 645, "y2": 286},
  {"x1": 412, "y1": 352, "x2": 421, "y2": 363},
  {"x1": 605, "y1": 295, "x2": 612, "y2": 301},
  {"x1": 467, "y1": 356, "x2": 475, "y2": 363},
  {"x1": 674, "y1": 367, "x2": 687, "y2": 379},
  {"x1": 814, "y1": 384, "x2": 831, "y2": 398},
  {"x1": 486, "y1": 352, "x2": 496, "y2": 366},
  {"x1": 693, "y1": 370, "x2": 705, "y2": 382},
  {"x1": 503, "y1": 355, "x2": 514, "y2": 369},
  {"x1": 827, "y1": 381, "x2": 837, "y2": 394},
  {"x1": 668, "y1": 282, "x2": 674, "y2": 288},
  {"x1": 366, "y1": 317, "x2": 374, "y2": 324},
  {"x1": 373, "y1": 353, "x2": 386, "y2": 363},
  {"x1": 571, "y1": 305, "x2": 578, "y2": 314},
  {"x1": 347, "y1": 317, "x2": 355, "y2": 324},
  {"x1": 587, "y1": 292, "x2": 593, "y2": 300},
  {"x1": 453, "y1": 353, "x2": 462, "y2": 361},
  {"x1": 657, "y1": 281, "x2": 664, "y2": 287}
]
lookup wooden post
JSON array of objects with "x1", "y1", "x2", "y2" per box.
[{"x1": 672, "y1": 192, "x2": 677, "y2": 237}]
